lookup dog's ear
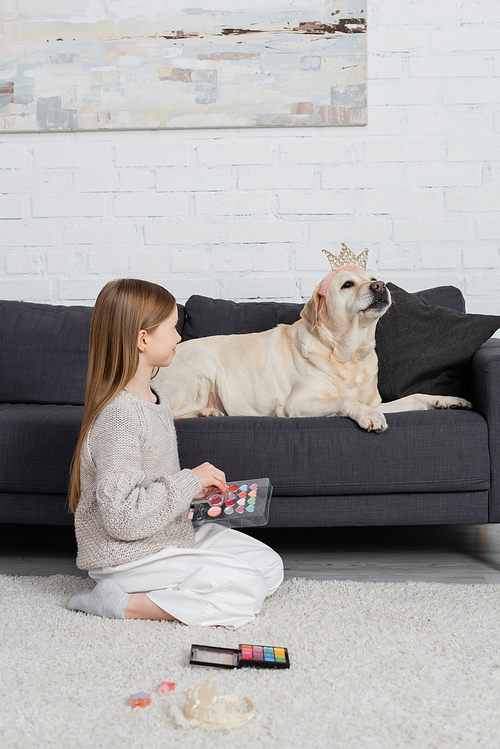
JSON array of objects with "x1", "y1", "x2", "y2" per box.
[{"x1": 301, "y1": 284, "x2": 325, "y2": 331}]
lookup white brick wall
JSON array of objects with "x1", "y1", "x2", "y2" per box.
[{"x1": 0, "y1": 0, "x2": 499, "y2": 317}]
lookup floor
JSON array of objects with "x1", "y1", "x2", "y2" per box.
[{"x1": 2, "y1": 522, "x2": 500, "y2": 584}]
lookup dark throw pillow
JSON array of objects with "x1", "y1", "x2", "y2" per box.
[{"x1": 375, "y1": 283, "x2": 500, "y2": 402}]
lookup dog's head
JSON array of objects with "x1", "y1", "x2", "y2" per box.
[{"x1": 301, "y1": 268, "x2": 391, "y2": 333}]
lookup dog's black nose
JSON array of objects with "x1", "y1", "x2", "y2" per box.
[{"x1": 370, "y1": 281, "x2": 386, "y2": 293}]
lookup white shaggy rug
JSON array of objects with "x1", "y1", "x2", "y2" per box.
[{"x1": 1, "y1": 575, "x2": 500, "y2": 749}]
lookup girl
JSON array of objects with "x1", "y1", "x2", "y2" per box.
[{"x1": 66, "y1": 279, "x2": 283, "y2": 627}]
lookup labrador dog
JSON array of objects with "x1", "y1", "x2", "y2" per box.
[{"x1": 155, "y1": 268, "x2": 471, "y2": 432}]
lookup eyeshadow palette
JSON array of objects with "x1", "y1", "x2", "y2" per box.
[
  {"x1": 189, "y1": 644, "x2": 290, "y2": 670},
  {"x1": 188, "y1": 478, "x2": 272, "y2": 529}
]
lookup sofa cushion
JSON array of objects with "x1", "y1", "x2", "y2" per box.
[
  {"x1": 175, "y1": 409, "x2": 489, "y2": 498},
  {"x1": 0, "y1": 300, "x2": 186, "y2": 406},
  {"x1": 0, "y1": 403, "x2": 83, "y2": 494},
  {"x1": 376, "y1": 284, "x2": 500, "y2": 402},
  {"x1": 414, "y1": 285, "x2": 465, "y2": 312},
  {"x1": 0, "y1": 301, "x2": 92, "y2": 405},
  {"x1": 182, "y1": 296, "x2": 302, "y2": 340},
  {"x1": 0, "y1": 405, "x2": 488, "y2": 498}
]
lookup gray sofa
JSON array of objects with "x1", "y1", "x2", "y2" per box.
[{"x1": 1, "y1": 284, "x2": 499, "y2": 529}]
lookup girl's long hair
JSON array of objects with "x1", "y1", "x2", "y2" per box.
[{"x1": 68, "y1": 278, "x2": 176, "y2": 512}]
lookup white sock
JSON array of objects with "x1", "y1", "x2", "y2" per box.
[{"x1": 66, "y1": 579, "x2": 130, "y2": 619}]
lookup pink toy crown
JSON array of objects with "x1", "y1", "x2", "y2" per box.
[{"x1": 319, "y1": 245, "x2": 370, "y2": 297}]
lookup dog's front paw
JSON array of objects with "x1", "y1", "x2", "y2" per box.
[{"x1": 357, "y1": 409, "x2": 388, "y2": 433}]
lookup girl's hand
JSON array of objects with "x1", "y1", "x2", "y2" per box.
[{"x1": 192, "y1": 462, "x2": 227, "y2": 492}]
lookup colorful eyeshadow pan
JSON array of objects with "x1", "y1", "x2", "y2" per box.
[
  {"x1": 250, "y1": 483, "x2": 258, "y2": 490},
  {"x1": 239, "y1": 485, "x2": 248, "y2": 491},
  {"x1": 248, "y1": 490, "x2": 257, "y2": 498},
  {"x1": 239, "y1": 643, "x2": 290, "y2": 667},
  {"x1": 190, "y1": 643, "x2": 290, "y2": 670},
  {"x1": 235, "y1": 506, "x2": 245, "y2": 514},
  {"x1": 246, "y1": 505, "x2": 255, "y2": 512},
  {"x1": 208, "y1": 495, "x2": 223, "y2": 506},
  {"x1": 227, "y1": 485, "x2": 238, "y2": 492},
  {"x1": 224, "y1": 506, "x2": 234, "y2": 515},
  {"x1": 237, "y1": 492, "x2": 247, "y2": 499},
  {"x1": 207, "y1": 507, "x2": 221, "y2": 517}
]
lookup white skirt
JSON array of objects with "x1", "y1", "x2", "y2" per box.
[{"x1": 88, "y1": 524, "x2": 284, "y2": 628}]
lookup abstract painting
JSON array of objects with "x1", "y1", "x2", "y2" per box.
[{"x1": 0, "y1": 1, "x2": 367, "y2": 132}]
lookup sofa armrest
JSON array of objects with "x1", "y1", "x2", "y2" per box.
[
  {"x1": 471, "y1": 339, "x2": 500, "y2": 418},
  {"x1": 471, "y1": 338, "x2": 500, "y2": 522}
]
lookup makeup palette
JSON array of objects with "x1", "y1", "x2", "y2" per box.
[
  {"x1": 189, "y1": 478, "x2": 272, "y2": 529},
  {"x1": 189, "y1": 644, "x2": 290, "y2": 670}
]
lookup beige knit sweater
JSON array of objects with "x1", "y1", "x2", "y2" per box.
[{"x1": 75, "y1": 388, "x2": 201, "y2": 570}]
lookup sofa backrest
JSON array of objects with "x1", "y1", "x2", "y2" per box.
[
  {"x1": 181, "y1": 285, "x2": 466, "y2": 341},
  {"x1": 182, "y1": 297, "x2": 303, "y2": 340},
  {"x1": 0, "y1": 287, "x2": 464, "y2": 405},
  {"x1": 0, "y1": 300, "x2": 185, "y2": 405},
  {"x1": 0, "y1": 300, "x2": 92, "y2": 405}
]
